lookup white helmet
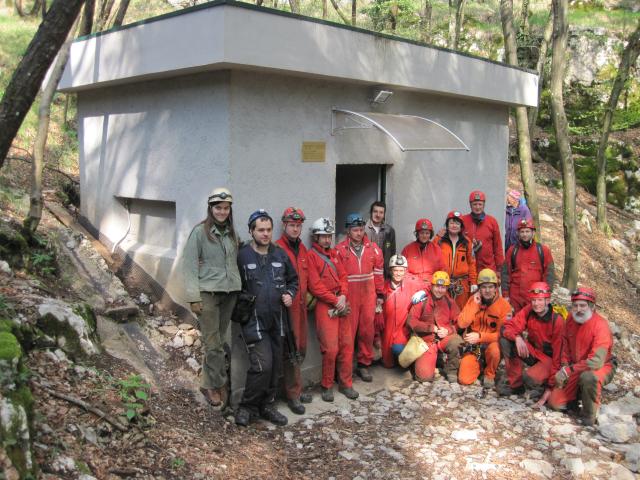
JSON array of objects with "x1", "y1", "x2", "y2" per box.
[
  {"x1": 311, "y1": 217, "x2": 335, "y2": 235},
  {"x1": 208, "y1": 187, "x2": 233, "y2": 204},
  {"x1": 389, "y1": 254, "x2": 408, "y2": 269}
]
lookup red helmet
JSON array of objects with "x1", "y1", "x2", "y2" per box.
[
  {"x1": 517, "y1": 218, "x2": 536, "y2": 230},
  {"x1": 529, "y1": 282, "x2": 551, "y2": 299},
  {"x1": 281, "y1": 207, "x2": 305, "y2": 223},
  {"x1": 414, "y1": 218, "x2": 433, "y2": 232},
  {"x1": 469, "y1": 190, "x2": 486, "y2": 203},
  {"x1": 571, "y1": 287, "x2": 596, "y2": 303},
  {"x1": 446, "y1": 210, "x2": 464, "y2": 229}
]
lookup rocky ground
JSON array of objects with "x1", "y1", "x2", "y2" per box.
[{"x1": 1, "y1": 159, "x2": 640, "y2": 479}]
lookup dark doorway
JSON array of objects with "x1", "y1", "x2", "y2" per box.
[{"x1": 335, "y1": 165, "x2": 387, "y2": 230}]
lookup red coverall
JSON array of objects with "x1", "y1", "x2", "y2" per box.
[
  {"x1": 401, "y1": 241, "x2": 446, "y2": 289},
  {"x1": 460, "y1": 213, "x2": 504, "y2": 273},
  {"x1": 457, "y1": 294, "x2": 511, "y2": 384},
  {"x1": 335, "y1": 238, "x2": 384, "y2": 367},
  {"x1": 501, "y1": 304, "x2": 564, "y2": 389},
  {"x1": 381, "y1": 277, "x2": 422, "y2": 368},
  {"x1": 502, "y1": 241, "x2": 554, "y2": 313},
  {"x1": 407, "y1": 294, "x2": 462, "y2": 381},
  {"x1": 307, "y1": 242, "x2": 353, "y2": 389},
  {"x1": 436, "y1": 233, "x2": 478, "y2": 311},
  {"x1": 276, "y1": 236, "x2": 309, "y2": 400},
  {"x1": 548, "y1": 312, "x2": 614, "y2": 418}
]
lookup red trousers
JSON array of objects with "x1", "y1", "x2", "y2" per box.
[
  {"x1": 348, "y1": 282, "x2": 376, "y2": 366},
  {"x1": 548, "y1": 364, "x2": 613, "y2": 414},
  {"x1": 414, "y1": 335, "x2": 461, "y2": 381},
  {"x1": 315, "y1": 302, "x2": 354, "y2": 389},
  {"x1": 503, "y1": 338, "x2": 553, "y2": 389},
  {"x1": 283, "y1": 301, "x2": 308, "y2": 400},
  {"x1": 458, "y1": 342, "x2": 500, "y2": 384}
]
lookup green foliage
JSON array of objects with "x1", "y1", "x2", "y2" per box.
[
  {"x1": 171, "y1": 457, "x2": 186, "y2": 469},
  {"x1": 29, "y1": 252, "x2": 55, "y2": 276},
  {"x1": 0, "y1": 331, "x2": 22, "y2": 361},
  {"x1": 115, "y1": 374, "x2": 151, "y2": 423}
]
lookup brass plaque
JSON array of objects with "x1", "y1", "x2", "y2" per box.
[{"x1": 302, "y1": 141, "x2": 326, "y2": 163}]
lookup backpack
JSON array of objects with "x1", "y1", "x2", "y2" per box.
[{"x1": 511, "y1": 242, "x2": 545, "y2": 271}]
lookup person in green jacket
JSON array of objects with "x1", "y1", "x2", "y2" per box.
[{"x1": 183, "y1": 187, "x2": 241, "y2": 408}]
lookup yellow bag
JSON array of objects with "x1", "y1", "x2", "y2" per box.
[{"x1": 398, "y1": 334, "x2": 429, "y2": 368}]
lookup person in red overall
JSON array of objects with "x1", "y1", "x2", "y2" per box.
[
  {"x1": 498, "y1": 282, "x2": 564, "y2": 397},
  {"x1": 401, "y1": 218, "x2": 445, "y2": 289},
  {"x1": 307, "y1": 217, "x2": 359, "y2": 402},
  {"x1": 461, "y1": 190, "x2": 504, "y2": 274},
  {"x1": 275, "y1": 207, "x2": 311, "y2": 414},
  {"x1": 436, "y1": 211, "x2": 478, "y2": 311},
  {"x1": 545, "y1": 287, "x2": 615, "y2": 426},
  {"x1": 502, "y1": 219, "x2": 555, "y2": 313},
  {"x1": 336, "y1": 213, "x2": 384, "y2": 383},
  {"x1": 381, "y1": 255, "x2": 422, "y2": 369},
  {"x1": 406, "y1": 271, "x2": 463, "y2": 382}
]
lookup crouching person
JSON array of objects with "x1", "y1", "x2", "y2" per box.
[
  {"x1": 498, "y1": 282, "x2": 564, "y2": 397},
  {"x1": 308, "y1": 218, "x2": 359, "y2": 402},
  {"x1": 235, "y1": 210, "x2": 298, "y2": 427},
  {"x1": 406, "y1": 271, "x2": 463, "y2": 382},
  {"x1": 546, "y1": 287, "x2": 615, "y2": 426},
  {"x1": 457, "y1": 269, "x2": 512, "y2": 388}
]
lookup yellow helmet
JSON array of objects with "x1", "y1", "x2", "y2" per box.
[
  {"x1": 431, "y1": 271, "x2": 451, "y2": 286},
  {"x1": 477, "y1": 268, "x2": 498, "y2": 285}
]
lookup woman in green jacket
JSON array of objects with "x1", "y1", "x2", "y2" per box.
[{"x1": 183, "y1": 187, "x2": 241, "y2": 407}]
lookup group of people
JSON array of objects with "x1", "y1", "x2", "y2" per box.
[{"x1": 183, "y1": 187, "x2": 615, "y2": 428}]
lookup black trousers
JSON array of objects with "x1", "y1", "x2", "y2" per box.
[{"x1": 240, "y1": 329, "x2": 284, "y2": 413}]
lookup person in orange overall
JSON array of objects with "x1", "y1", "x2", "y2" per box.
[
  {"x1": 457, "y1": 268, "x2": 512, "y2": 387},
  {"x1": 336, "y1": 213, "x2": 384, "y2": 383},
  {"x1": 275, "y1": 207, "x2": 311, "y2": 414},
  {"x1": 381, "y1": 255, "x2": 422, "y2": 368},
  {"x1": 461, "y1": 191, "x2": 504, "y2": 274},
  {"x1": 502, "y1": 219, "x2": 555, "y2": 313},
  {"x1": 307, "y1": 217, "x2": 359, "y2": 402},
  {"x1": 402, "y1": 218, "x2": 445, "y2": 289},
  {"x1": 436, "y1": 210, "x2": 478, "y2": 311},
  {"x1": 406, "y1": 271, "x2": 463, "y2": 382},
  {"x1": 545, "y1": 287, "x2": 615, "y2": 426},
  {"x1": 498, "y1": 282, "x2": 564, "y2": 397}
]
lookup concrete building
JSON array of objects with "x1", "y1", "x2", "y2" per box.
[{"x1": 59, "y1": 0, "x2": 537, "y2": 397}]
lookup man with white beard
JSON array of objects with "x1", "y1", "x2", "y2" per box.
[{"x1": 545, "y1": 287, "x2": 615, "y2": 426}]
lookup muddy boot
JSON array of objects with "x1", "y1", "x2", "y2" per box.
[
  {"x1": 496, "y1": 382, "x2": 525, "y2": 397},
  {"x1": 300, "y1": 392, "x2": 313, "y2": 404},
  {"x1": 483, "y1": 377, "x2": 495, "y2": 389},
  {"x1": 200, "y1": 387, "x2": 222, "y2": 407},
  {"x1": 287, "y1": 398, "x2": 305, "y2": 415},
  {"x1": 338, "y1": 386, "x2": 359, "y2": 400},
  {"x1": 260, "y1": 405, "x2": 288, "y2": 426},
  {"x1": 355, "y1": 365, "x2": 373, "y2": 382},
  {"x1": 443, "y1": 335, "x2": 462, "y2": 383},
  {"x1": 321, "y1": 387, "x2": 334, "y2": 402},
  {"x1": 579, "y1": 371, "x2": 599, "y2": 426},
  {"x1": 235, "y1": 407, "x2": 252, "y2": 427}
]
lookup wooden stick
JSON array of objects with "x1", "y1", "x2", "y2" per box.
[{"x1": 34, "y1": 383, "x2": 128, "y2": 432}]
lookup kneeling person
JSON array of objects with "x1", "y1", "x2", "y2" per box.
[
  {"x1": 406, "y1": 271, "x2": 463, "y2": 382},
  {"x1": 499, "y1": 282, "x2": 564, "y2": 396}
]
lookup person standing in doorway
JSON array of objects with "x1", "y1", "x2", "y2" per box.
[
  {"x1": 336, "y1": 213, "x2": 384, "y2": 383},
  {"x1": 461, "y1": 190, "x2": 504, "y2": 275},
  {"x1": 275, "y1": 207, "x2": 312, "y2": 414},
  {"x1": 183, "y1": 187, "x2": 241, "y2": 408},
  {"x1": 235, "y1": 210, "x2": 298, "y2": 427},
  {"x1": 365, "y1": 201, "x2": 396, "y2": 278}
]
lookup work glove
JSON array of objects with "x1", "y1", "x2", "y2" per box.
[
  {"x1": 470, "y1": 285, "x2": 478, "y2": 293},
  {"x1": 411, "y1": 290, "x2": 428, "y2": 305},
  {"x1": 554, "y1": 366, "x2": 571, "y2": 389},
  {"x1": 586, "y1": 348, "x2": 607, "y2": 370}
]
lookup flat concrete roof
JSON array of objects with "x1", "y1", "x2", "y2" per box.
[{"x1": 58, "y1": 0, "x2": 538, "y2": 107}]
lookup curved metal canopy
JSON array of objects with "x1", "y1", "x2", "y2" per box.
[{"x1": 332, "y1": 108, "x2": 469, "y2": 152}]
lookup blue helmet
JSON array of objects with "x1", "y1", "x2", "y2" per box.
[
  {"x1": 248, "y1": 209, "x2": 273, "y2": 229},
  {"x1": 345, "y1": 213, "x2": 365, "y2": 228}
]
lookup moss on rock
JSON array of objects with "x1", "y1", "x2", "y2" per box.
[{"x1": 0, "y1": 332, "x2": 22, "y2": 362}]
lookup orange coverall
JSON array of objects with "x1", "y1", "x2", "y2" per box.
[
  {"x1": 436, "y1": 233, "x2": 477, "y2": 311},
  {"x1": 401, "y1": 241, "x2": 445, "y2": 289}
]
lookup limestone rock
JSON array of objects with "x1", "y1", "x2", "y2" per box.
[
  {"x1": 623, "y1": 444, "x2": 640, "y2": 472},
  {"x1": 520, "y1": 459, "x2": 554, "y2": 478},
  {"x1": 562, "y1": 457, "x2": 585, "y2": 477},
  {"x1": 37, "y1": 300, "x2": 99, "y2": 358},
  {"x1": 539, "y1": 213, "x2": 554, "y2": 222},
  {"x1": 159, "y1": 325, "x2": 179, "y2": 336},
  {"x1": 451, "y1": 429, "x2": 478, "y2": 441},
  {"x1": 609, "y1": 239, "x2": 631, "y2": 256},
  {"x1": 0, "y1": 260, "x2": 11, "y2": 275},
  {"x1": 598, "y1": 415, "x2": 638, "y2": 443}
]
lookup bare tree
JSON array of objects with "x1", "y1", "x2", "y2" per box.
[
  {"x1": 111, "y1": 0, "x2": 130, "y2": 27},
  {"x1": 0, "y1": 0, "x2": 86, "y2": 170},
  {"x1": 500, "y1": 0, "x2": 540, "y2": 235},
  {"x1": 596, "y1": 20, "x2": 640, "y2": 232},
  {"x1": 351, "y1": 0, "x2": 356, "y2": 26},
  {"x1": 419, "y1": 0, "x2": 433, "y2": 43},
  {"x1": 25, "y1": 19, "x2": 79, "y2": 233},
  {"x1": 78, "y1": 0, "x2": 95, "y2": 36},
  {"x1": 322, "y1": 0, "x2": 327, "y2": 19},
  {"x1": 288, "y1": 0, "x2": 300, "y2": 14},
  {"x1": 448, "y1": 0, "x2": 467, "y2": 50},
  {"x1": 528, "y1": 12, "x2": 553, "y2": 133},
  {"x1": 550, "y1": 0, "x2": 578, "y2": 290},
  {"x1": 95, "y1": 0, "x2": 115, "y2": 31},
  {"x1": 329, "y1": 0, "x2": 349, "y2": 24}
]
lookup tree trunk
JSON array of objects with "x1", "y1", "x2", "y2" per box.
[
  {"x1": 550, "y1": 0, "x2": 578, "y2": 290},
  {"x1": 596, "y1": 19, "x2": 640, "y2": 232},
  {"x1": 288, "y1": 0, "x2": 300, "y2": 14},
  {"x1": 95, "y1": 0, "x2": 114, "y2": 31},
  {"x1": 111, "y1": 0, "x2": 130, "y2": 27},
  {"x1": 78, "y1": 0, "x2": 94, "y2": 36},
  {"x1": 351, "y1": 0, "x2": 356, "y2": 26},
  {"x1": 500, "y1": 0, "x2": 541, "y2": 237},
  {"x1": 453, "y1": 0, "x2": 467, "y2": 50},
  {"x1": 25, "y1": 19, "x2": 78, "y2": 233},
  {"x1": 520, "y1": 0, "x2": 529, "y2": 33},
  {"x1": 448, "y1": 0, "x2": 456, "y2": 48},
  {"x1": 256, "y1": 0, "x2": 263, "y2": 5},
  {"x1": 0, "y1": 0, "x2": 86, "y2": 170},
  {"x1": 419, "y1": 0, "x2": 432, "y2": 43},
  {"x1": 15, "y1": 0, "x2": 25, "y2": 16},
  {"x1": 329, "y1": 0, "x2": 349, "y2": 24},
  {"x1": 390, "y1": 0, "x2": 398, "y2": 31},
  {"x1": 528, "y1": 11, "x2": 553, "y2": 133},
  {"x1": 322, "y1": 0, "x2": 327, "y2": 19}
]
